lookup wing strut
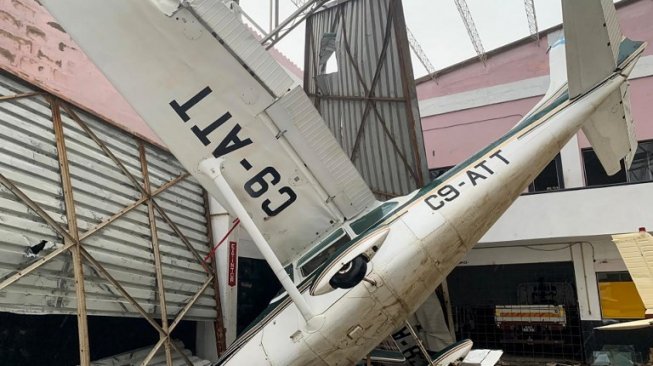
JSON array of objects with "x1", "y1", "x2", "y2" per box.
[{"x1": 199, "y1": 158, "x2": 319, "y2": 325}]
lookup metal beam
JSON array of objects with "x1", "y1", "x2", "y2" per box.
[
  {"x1": 393, "y1": 0, "x2": 426, "y2": 187},
  {"x1": 454, "y1": 0, "x2": 487, "y2": 65},
  {"x1": 139, "y1": 143, "x2": 173, "y2": 366},
  {"x1": 51, "y1": 97, "x2": 90, "y2": 366},
  {"x1": 0, "y1": 92, "x2": 41, "y2": 101},
  {"x1": 524, "y1": 0, "x2": 539, "y2": 41},
  {"x1": 406, "y1": 27, "x2": 438, "y2": 82},
  {"x1": 0, "y1": 242, "x2": 74, "y2": 291},
  {"x1": 262, "y1": 0, "x2": 330, "y2": 50}
]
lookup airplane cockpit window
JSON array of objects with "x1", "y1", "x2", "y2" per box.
[
  {"x1": 350, "y1": 201, "x2": 398, "y2": 235},
  {"x1": 299, "y1": 229, "x2": 352, "y2": 277}
]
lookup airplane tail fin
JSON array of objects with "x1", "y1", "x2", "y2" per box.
[{"x1": 557, "y1": 0, "x2": 646, "y2": 175}]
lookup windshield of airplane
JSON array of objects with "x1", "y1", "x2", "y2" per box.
[
  {"x1": 299, "y1": 229, "x2": 352, "y2": 277},
  {"x1": 350, "y1": 201, "x2": 398, "y2": 235}
]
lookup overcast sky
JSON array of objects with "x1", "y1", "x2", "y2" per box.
[{"x1": 238, "y1": 0, "x2": 566, "y2": 77}]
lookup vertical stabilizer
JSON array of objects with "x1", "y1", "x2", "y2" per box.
[
  {"x1": 561, "y1": 0, "x2": 645, "y2": 175},
  {"x1": 562, "y1": 0, "x2": 622, "y2": 99}
]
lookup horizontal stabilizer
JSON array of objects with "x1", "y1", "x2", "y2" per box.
[{"x1": 581, "y1": 84, "x2": 637, "y2": 175}]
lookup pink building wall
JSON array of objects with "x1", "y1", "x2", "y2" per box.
[
  {"x1": 422, "y1": 97, "x2": 540, "y2": 168},
  {"x1": 418, "y1": 0, "x2": 653, "y2": 169},
  {"x1": 0, "y1": 0, "x2": 303, "y2": 147}
]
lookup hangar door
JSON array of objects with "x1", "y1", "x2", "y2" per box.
[{"x1": 0, "y1": 71, "x2": 219, "y2": 324}]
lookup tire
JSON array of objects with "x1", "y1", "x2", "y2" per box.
[{"x1": 329, "y1": 255, "x2": 368, "y2": 289}]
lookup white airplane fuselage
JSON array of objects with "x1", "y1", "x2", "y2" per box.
[{"x1": 217, "y1": 63, "x2": 631, "y2": 365}]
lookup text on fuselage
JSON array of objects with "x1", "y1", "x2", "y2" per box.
[{"x1": 426, "y1": 150, "x2": 510, "y2": 211}]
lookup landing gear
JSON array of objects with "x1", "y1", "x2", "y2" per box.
[{"x1": 329, "y1": 255, "x2": 368, "y2": 289}]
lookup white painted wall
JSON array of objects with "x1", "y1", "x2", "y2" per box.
[
  {"x1": 480, "y1": 182, "x2": 653, "y2": 244},
  {"x1": 456, "y1": 183, "x2": 653, "y2": 320}
]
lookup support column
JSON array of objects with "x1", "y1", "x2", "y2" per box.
[
  {"x1": 571, "y1": 242, "x2": 601, "y2": 320},
  {"x1": 139, "y1": 143, "x2": 173, "y2": 366},
  {"x1": 51, "y1": 98, "x2": 90, "y2": 366}
]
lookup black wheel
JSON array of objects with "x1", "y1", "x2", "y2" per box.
[{"x1": 329, "y1": 255, "x2": 368, "y2": 289}]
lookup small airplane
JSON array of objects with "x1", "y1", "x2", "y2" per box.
[
  {"x1": 41, "y1": 0, "x2": 646, "y2": 364},
  {"x1": 596, "y1": 228, "x2": 653, "y2": 331}
]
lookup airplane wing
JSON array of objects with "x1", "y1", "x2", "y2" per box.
[
  {"x1": 40, "y1": 1, "x2": 377, "y2": 265},
  {"x1": 611, "y1": 231, "x2": 653, "y2": 312}
]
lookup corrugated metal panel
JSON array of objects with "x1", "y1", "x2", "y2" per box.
[
  {"x1": 189, "y1": 0, "x2": 295, "y2": 97},
  {"x1": 305, "y1": 0, "x2": 428, "y2": 197},
  {"x1": 0, "y1": 71, "x2": 216, "y2": 320}
]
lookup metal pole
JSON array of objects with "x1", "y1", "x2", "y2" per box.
[
  {"x1": 138, "y1": 143, "x2": 173, "y2": 366},
  {"x1": 274, "y1": 0, "x2": 279, "y2": 29},
  {"x1": 392, "y1": 0, "x2": 426, "y2": 187},
  {"x1": 198, "y1": 158, "x2": 317, "y2": 324},
  {"x1": 404, "y1": 320, "x2": 435, "y2": 366},
  {"x1": 269, "y1": 0, "x2": 273, "y2": 33},
  {"x1": 0, "y1": 92, "x2": 40, "y2": 101},
  {"x1": 51, "y1": 98, "x2": 90, "y2": 366}
]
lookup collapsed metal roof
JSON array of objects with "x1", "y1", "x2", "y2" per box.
[{"x1": 304, "y1": 0, "x2": 429, "y2": 198}]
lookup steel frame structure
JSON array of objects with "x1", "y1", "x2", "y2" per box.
[
  {"x1": 304, "y1": 0, "x2": 428, "y2": 198},
  {"x1": 0, "y1": 88, "x2": 226, "y2": 365}
]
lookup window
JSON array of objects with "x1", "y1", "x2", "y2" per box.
[
  {"x1": 583, "y1": 140, "x2": 653, "y2": 186},
  {"x1": 528, "y1": 154, "x2": 564, "y2": 192},
  {"x1": 429, "y1": 166, "x2": 453, "y2": 181},
  {"x1": 597, "y1": 271, "x2": 645, "y2": 319},
  {"x1": 299, "y1": 229, "x2": 352, "y2": 277},
  {"x1": 628, "y1": 140, "x2": 653, "y2": 182},
  {"x1": 350, "y1": 202, "x2": 398, "y2": 235},
  {"x1": 582, "y1": 149, "x2": 627, "y2": 186}
]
